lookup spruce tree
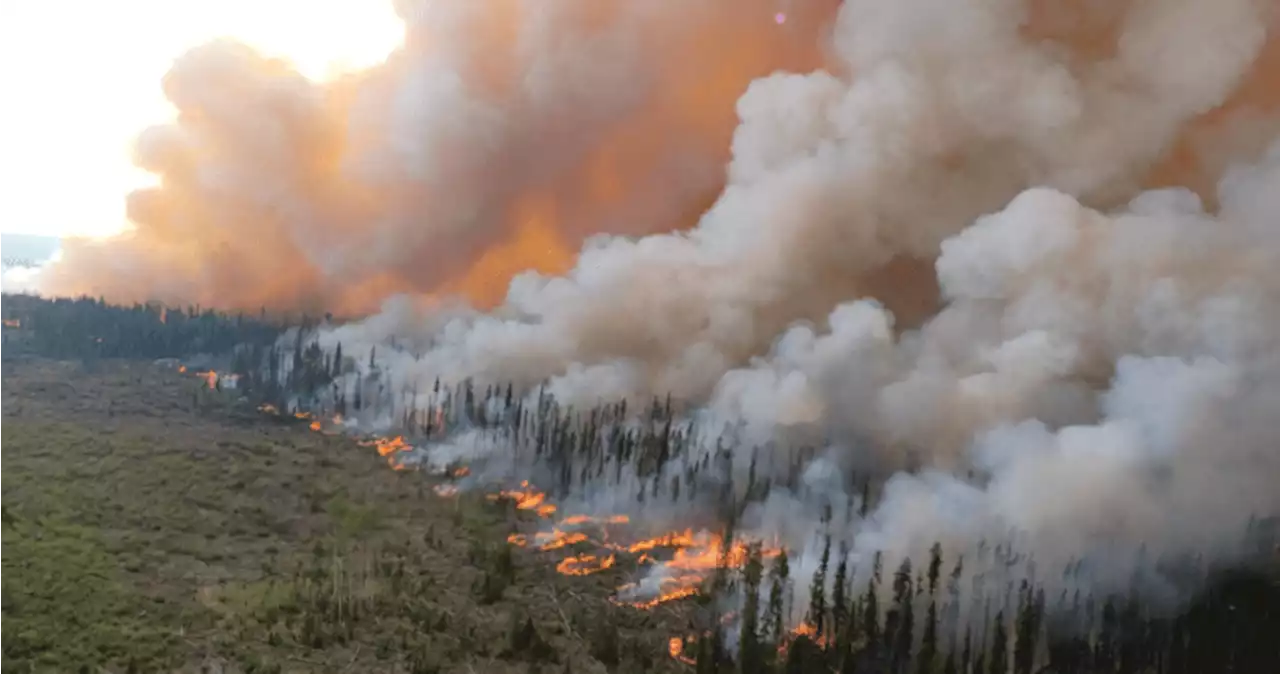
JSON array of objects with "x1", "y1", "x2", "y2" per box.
[
  {"x1": 864, "y1": 551, "x2": 882, "y2": 649},
  {"x1": 741, "y1": 543, "x2": 766, "y2": 674},
  {"x1": 767, "y1": 550, "x2": 791, "y2": 649},
  {"x1": 891, "y1": 558, "x2": 915, "y2": 673},
  {"x1": 989, "y1": 611, "x2": 1008, "y2": 674},
  {"x1": 1012, "y1": 582, "x2": 1040, "y2": 674},
  {"x1": 832, "y1": 543, "x2": 850, "y2": 652},
  {"x1": 809, "y1": 536, "x2": 832, "y2": 639}
]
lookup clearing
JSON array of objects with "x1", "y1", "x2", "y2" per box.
[{"x1": 2, "y1": 359, "x2": 690, "y2": 673}]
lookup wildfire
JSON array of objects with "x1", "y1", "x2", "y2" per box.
[
  {"x1": 177, "y1": 365, "x2": 187, "y2": 373},
  {"x1": 556, "y1": 553, "x2": 616, "y2": 576},
  {"x1": 355, "y1": 435, "x2": 416, "y2": 470},
  {"x1": 622, "y1": 579, "x2": 703, "y2": 611},
  {"x1": 535, "y1": 529, "x2": 589, "y2": 551},
  {"x1": 669, "y1": 637, "x2": 696, "y2": 666},
  {"x1": 790, "y1": 621, "x2": 827, "y2": 646},
  {"x1": 487, "y1": 481, "x2": 558, "y2": 518},
  {"x1": 196, "y1": 370, "x2": 218, "y2": 389},
  {"x1": 360, "y1": 435, "x2": 411, "y2": 457},
  {"x1": 227, "y1": 389, "x2": 803, "y2": 665}
]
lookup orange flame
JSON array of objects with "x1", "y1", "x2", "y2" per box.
[
  {"x1": 487, "y1": 481, "x2": 558, "y2": 518},
  {"x1": 195, "y1": 370, "x2": 218, "y2": 389},
  {"x1": 556, "y1": 553, "x2": 616, "y2": 576},
  {"x1": 669, "y1": 637, "x2": 696, "y2": 665},
  {"x1": 535, "y1": 530, "x2": 589, "y2": 551},
  {"x1": 360, "y1": 435, "x2": 411, "y2": 457}
]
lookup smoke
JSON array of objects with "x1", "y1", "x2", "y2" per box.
[
  {"x1": 38, "y1": 0, "x2": 839, "y2": 315},
  {"x1": 47, "y1": 0, "x2": 1280, "y2": 609},
  {"x1": 292, "y1": 0, "x2": 1280, "y2": 600}
]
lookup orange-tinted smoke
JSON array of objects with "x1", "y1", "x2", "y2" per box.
[
  {"x1": 1023, "y1": 0, "x2": 1280, "y2": 197},
  {"x1": 39, "y1": 0, "x2": 843, "y2": 315}
]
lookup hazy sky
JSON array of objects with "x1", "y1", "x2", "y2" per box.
[{"x1": 0, "y1": 0, "x2": 403, "y2": 239}]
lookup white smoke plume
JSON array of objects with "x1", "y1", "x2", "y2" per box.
[{"x1": 297, "y1": 0, "x2": 1280, "y2": 604}]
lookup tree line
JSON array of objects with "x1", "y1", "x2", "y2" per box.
[
  {"x1": 1, "y1": 293, "x2": 281, "y2": 361},
  {"x1": 246, "y1": 326, "x2": 1280, "y2": 674}
]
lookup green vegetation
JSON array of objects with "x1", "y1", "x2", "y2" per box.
[{"x1": 2, "y1": 361, "x2": 686, "y2": 673}]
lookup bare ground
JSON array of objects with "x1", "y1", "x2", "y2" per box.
[{"x1": 1, "y1": 360, "x2": 693, "y2": 674}]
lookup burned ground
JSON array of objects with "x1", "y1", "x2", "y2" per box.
[{"x1": 1, "y1": 359, "x2": 692, "y2": 673}]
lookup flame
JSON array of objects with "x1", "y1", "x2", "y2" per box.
[
  {"x1": 487, "y1": 481, "x2": 558, "y2": 518},
  {"x1": 535, "y1": 529, "x2": 589, "y2": 551},
  {"x1": 507, "y1": 533, "x2": 528, "y2": 547},
  {"x1": 556, "y1": 553, "x2": 616, "y2": 576},
  {"x1": 360, "y1": 435, "x2": 411, "y2": 457},
  {"x1": 452, "y1": 465, "x2": 471, "y2": 478},
  {"x1": 309, "y1": 420, "x2": 322, "y2": 431},
  {"x1": 434, "y1": 484, "x2": 459, "y2": 498},
  {"x1": 258, "y1": 403, "x2": 279, "y2": 414},
  {"x1": 622, "y1": 579, "x2": 704, "y2": 611},
  {"x1": 195, "y1": 370, "x2": 218, "y2": 389},
  {"x1": 669, "y1": 637, "x2": 696, "y2": 665},
  {"x1": 562, "y1": 514, "x2": 630, "y2": 527},
  {"x1": 354, "y1": 435, "x2": 414, "y2": 470},
  {"x1": 177, "y1": 365, "x2": 187, "y2": 373}
]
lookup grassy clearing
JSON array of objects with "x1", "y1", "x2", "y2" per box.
[{"x1": 2, "y1": 360, "x2": 685, "y2": 673}]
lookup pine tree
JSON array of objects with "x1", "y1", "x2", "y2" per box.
[
  {"x1": 989, "y1": 611, "x2": 1008, "y2": 674},
  {"x1": 809, "y1": 536, "x2": 832, "y2": 639},
  {"x1": 740, "y1": 543, "x2": 765, "y2": 674},
  {"x1": 767, "y1": 550, "x2": 791, "y2": 649},
  {"x1": 891, "y1": 558, "x2": 915, "y2": 673},
  {"x1": 1012, "y1": 582, "x2": 1040, "y2": 674},
  {"x1": 864, "y1": 551, "x2": 882, "y2": 649},
  {"x1": 832, "y1": 543, "x2": 850, "y2": 652},
  {"x1": 920, "y1": 596, "x2": 939, "y2": 674}
]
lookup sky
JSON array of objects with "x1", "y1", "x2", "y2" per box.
[{"x1": 0, "y1": 0, "x2": 404, "y2": 239}]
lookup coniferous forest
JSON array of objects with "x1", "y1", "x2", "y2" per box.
[{"x1": 4, "y1": 293, "x2": 1278, "y2": 673}]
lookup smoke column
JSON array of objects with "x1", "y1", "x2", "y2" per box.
[
  {"x1": 47, "y1": 0, "x2": 1280, "y2": 606},
  {"x1": 40, "y1": 0, "x2": 841, "y2": 315}
]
